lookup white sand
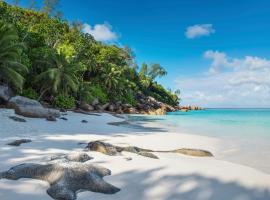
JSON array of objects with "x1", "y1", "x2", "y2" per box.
[{"x1": 0, "y1": 109, "x2": 270, "y2": 200}]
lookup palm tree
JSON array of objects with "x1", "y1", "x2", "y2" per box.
[
  {"x1": 0, "y1": 21, "x2": 27, "y2": 92},
  {"x1": 36, "y1": 52, "x2": 79, "y2": 99}
]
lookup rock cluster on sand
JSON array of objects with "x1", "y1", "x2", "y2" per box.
[
  {"x1": 78, "y1": 93, "x2": 178, "y2": 116},
  {"x1": 86, "y1": 141, "x2": 213, "y2": 158},
  {"x1": 0, "y1": 153, "x2": 120, "y2": 200}
]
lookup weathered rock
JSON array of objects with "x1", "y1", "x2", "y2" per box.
[
  {"x1": 46, "y1": 116, "x2": 57, "y2": 122},
  {"x1": 0, "y1": 162, "x2": 120, "y2": 200},
  {"x1": 9, "y1": 116, "x2": 26, "y2": 122},
  {"x1": 137, "y1": 152, "x2": 159, "y2": 159},
  {"x1": 94, "y1": 104, "x2": 103, "y2": 111},
  {"x1": 124, "y1": 107, "x2": 136, "y2": 114},
  {"x1": 108, "y1": 104, "x2": 115, "y2": 112},
  {"x1": 91, "y1": 98, "x2": 99, "y2": 106},
  {"x1": 101, "y1": 103, "x2": 110, "y2": 110},
  {"x1": 86, "y1": 141, "x2": 159, "y2": 159},
  {"x1": 80, "y1": 103, "x2": 94, "y2": 112},
  {"x1": 171, "y1": 148, "x2": 213, "y2": 157},
  {"x1": 50, "y1": 153, "x2": 93, "y2": 163},
  {"x1": 0, "y1": 85, "x2": 13, "y2": 103},
  {"x1": 15, "y1": 106, "x2": 60, "y2": 118},
  {"x1": 116, "y1": 109, "x2": 124, "y2": 114},
  {"x1": 7, "y1": 139, "x2": 32, "y2": 146},
  {"x1": 60, "y1": 108, "x2": 67, "y2": 112},
  {"x1": 81, "y1": 120, "x2": 88, "y2": 123},
  {"x1": 86, "y1": 141, "x2": 213, "y2": 159},
  {"x1": 8, "y1": 96, "x2": 42, "y2": 109},
  {"x1": 8, "y1": 96, "x2": 60, "y2": 118}
]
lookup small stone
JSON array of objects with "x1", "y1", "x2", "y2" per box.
[
  {"x1": 81, "y1": 120, "x2": 88, "y2": 123},
  {"x1": 46, "y1": 116, "x2": 57, "y2": 121},
  {"x1": 125, "y1": 157, "x2": 132, "y2": 161}
]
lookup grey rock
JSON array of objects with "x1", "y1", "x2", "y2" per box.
[
  {"x1": 81, "y1": 120, "x2": 88, "y2": 123},
  {"x1": 108, "y1": 104, "x2": 115, "y2": 112},
  {"x1": 80, "y1": 103, "x2": 94, "y2": 112},
  {"x1": 8, "y1": 96, "x2": 42, "y2": 109},
  {"x1": 46, "y1": 116, "x2": 57, "y2": 122},
  {"x1": 9, "y1": 116, "x2": 26, "y2": 122},
  {"x1": 0, "y1": 85, "x2": 13, "y2": 103},
  {"x1": 101, "y1": 103, "x2": 110, "y2": 110},
  {"x1": 91, "y1": 98, "x2": 99, "y2": 106},
  {"x1": 50, "y1": 153, "x2": 93, "y2": 163},
  {"x1": 7, "y1": 139, "x2": 32, "y2": 146},
  {"x1": 86, "y1": 141, "x2": 158, "y2": 159},
  {"x1": 8, "y1": 96, "x2": 60, "y2": 118},
  {"x1": 0, "y1": 162, "x2": 120, "y2": 200},
  {"x1": 15, "y1": 106, "x2": 60, "y2": 118}
]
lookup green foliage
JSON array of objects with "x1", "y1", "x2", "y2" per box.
[
  {"x1": 0, "y1": 1, "x2": 180, "y2": 108},
  {"x1": 0, "y1": 20, "x2": 28, "y2": 92},
  {"x1": 53, "y1": 94, "x2": 75, "y2": 109},
  {"x1": 21, "y1": 88, "x2": 38, "y2": 100}
]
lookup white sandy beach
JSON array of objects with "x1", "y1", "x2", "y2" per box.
[{"x1": 0, "y1": 109, "x2": 270, "y2": 200}]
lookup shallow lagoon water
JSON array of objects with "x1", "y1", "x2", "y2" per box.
[{"x1": 128, "y1": 109, "x2": 270, "y2": 174}]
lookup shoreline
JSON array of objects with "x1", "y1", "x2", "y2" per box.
[{"x1": 0, "y1": 109, "x2": 270, "y2": 199}]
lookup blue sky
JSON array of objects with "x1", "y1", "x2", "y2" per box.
[{"x1": 7, "y1": 0, "x2": 270, "y2": 107}]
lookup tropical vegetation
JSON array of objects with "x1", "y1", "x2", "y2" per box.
[{"x1": 0, "y1": 1, "x2": 180, "y2": 109}]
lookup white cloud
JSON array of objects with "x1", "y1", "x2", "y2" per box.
[
  {"x1": 83, "y1": 23, "x2": 118, "y2": 42},
  {"x1": 175, "y1": 51, "x2": 270, "y2": 108},
  {"x1": 204, "y1": 50, "x2": 270, "y2": 74},
  {"x1": 185, "y1": 24, "x2": 215, "y2": 39}
]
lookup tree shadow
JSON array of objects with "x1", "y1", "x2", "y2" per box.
[{"x1": 88, "y1": 168, "x2": 270, "y2": 200}]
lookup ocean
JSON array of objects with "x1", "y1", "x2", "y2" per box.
[{"x1": 128, "y1": 109, "x2": 270, "y2": 174}]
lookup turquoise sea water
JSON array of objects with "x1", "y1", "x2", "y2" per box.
[{"x1": 128, "y1": 109, "x2": 270, "y2": 173}]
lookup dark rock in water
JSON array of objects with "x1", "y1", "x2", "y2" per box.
[
  {"x1": 46, "y1": 116, "x2": 57, "y2": 122},
  {"x1": 81, "y1": 120, "x2": 88, "y2": 123},
  {"x1": 0, "y1": 85, "x2": 13, "y2": 103},
  {"x1": 0, "y1": 162, "x2": 120, "y2": 200},
  {"x1": 86, "y1": 141, "x2": 158, "y2": 159},
  {"x1": 60, "y1": 117, "x2": 68, "y2": 121},
  {"x1": 107, "y1": 121, "x2": 129, "y2": 126},
  {"x1": 7, "y1": 139, "x2": 32, "y2": 146},
  {"x1": 9, "y1": 116, "x2": 26, "y2": 122}
]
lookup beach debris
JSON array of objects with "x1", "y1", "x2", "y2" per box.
[
  {"x1": 86, "y1": 141, "x2": 159, "y2": 159},
  {"x1": 46, "y1": 116, "x2": 57, "y2": 121},
  {"x1": 50, "y1": 152, "x2": 93, "y2": 163},
  {"x1": 86, "y1": 141, "x2": 213, "y2": 159},
  {"x1": 81, "y1": 119, "x2": 88, "y2": 123},
  {"x1": 0, "y1": 161, "x2": 120, "y2": 200},
  {"x1": 7, "y1": 139, "x2": 32, "y2": 146},
  {"x1": 9, "y1": 116, "x2": 26, "y2": 122}
]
